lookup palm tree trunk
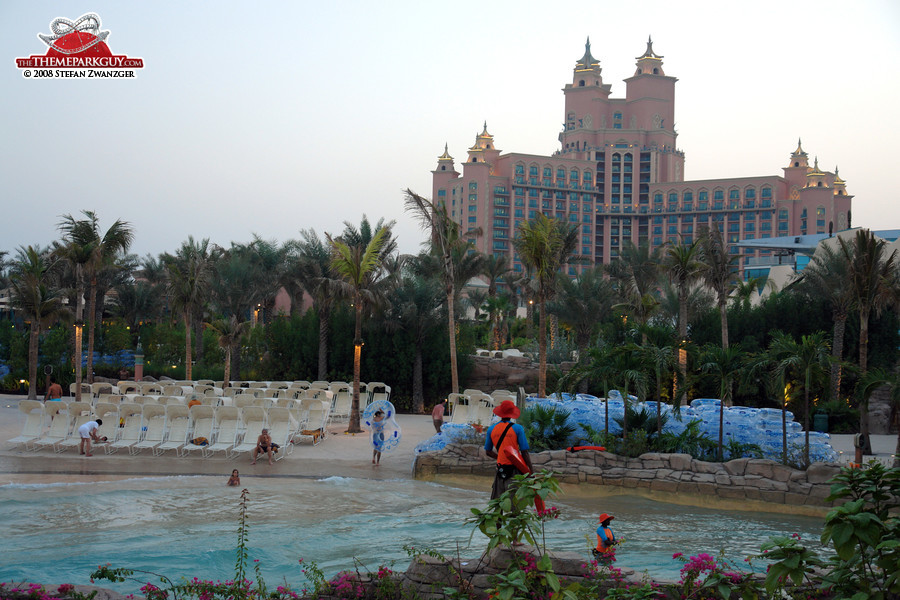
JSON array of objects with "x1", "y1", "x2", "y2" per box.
[
  {"x1": 538, "y1": 293, "x2": 547, "y2": 397},
  {"x1": 413, "y1": 345, "x2": 424, "y2": 414},
  {"x1": 28, "y1": 324, "x2": 39, "y2": 400},
  {"x1": 829, "y1": 315, "x2": 845, "y2": 402},
  {"x1": 317, "y1": 308, "x2": 330, "y2": 381},
  {"x1": 719, "y1": 300, "x2": 729, "y2": 350},
  {"x1": 677, "y1": 294, "x2": 688, "y2": 408},
  {"x1": 86, "y1": 279, "x2": 97, "y2": 384},
  {"x1": 349, "y1": 298, "x2": 363, "y2": 433},
  {"x1": 447, "y1": 287, "x2": 459, "y2": 395},
  {"x1": 859, "y1": 309, "x2": 873, "y2": 454},
  {"x1": 718, "y1": 395, "x2": 724, "y2": 462},
  {"x1": 804, "y1": 380, "x2": 811, "y2": 467},
  {"x1": 184, "y1": 311, "x2": 193, "y2": 381},
  {"x1": 223, "y1": 346, "x2": 232, "y2": 390}
]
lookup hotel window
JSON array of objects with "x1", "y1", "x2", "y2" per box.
[
  {"x1": 668, "y1": 192, "x2": 678, "y2": 204},
  {"x1": 514, "y1": 209, "x2": 524, "y2": 218},
  {"x1": 745, "y1": 223, "x2": 755, "y2": 232},
  {"x1": 438, "y1": 189, "x2": 446, "y2": 198},
  {"x1": 714, "y1": 190, "x2": 724, "y2": 201},
  {"x1": 668, "y1": 216, "x2": 678, "y2": 223},
  {"x1": 653, "y1": 192, "x2": 663, "y2": 203},
  {"x1": 778, "y1": 222, "x2": 789, "y2": 231},
  {"x1": 728, "y1": 223, "x2": 739, "y2": 232},
  {"x1": 469, "y1": 194, "x2": 477, "y2": 202},
  {"x1": 529, "y1": 188, "x2": 538, "y2": 197},
  {"x1": 668, "y1": 225, "x2": 677, "y2": 235},
  {"x1": 682, "y1": 224, "x2": 693, "y2": 234},
  {"x1": 653, "y1": 237, "x2": 662, "y2": 245},
  {"x1": 653, "y1": 226, "x2": 662, "y2": 235},
  {"x1": 779, "y1": 209, "x2": 789, "y2": 220},
  {"x1": 515, "y1": 164, "x2": 524, "y2": 175},
  {"x1": 468, "y1": 216, "x2": 477, "y2": 223},
  {"x1": 528, "y1": 199, "x2": 537, "y2": 208},
  {"x1": 745, "y1": 188, "x2": 756, "y2": 199},
  {"x1": 468, "y1": 205, "x2": 477, "y2": 212},
  {"x1": 514, "y1": 197, "x2": 524, "y2": 207},
  {"x1": 697, "y1": 214, "x2": 709, "y2": 223},
  {"x1": 469, "y1": 182, "x2": 477, "y2": 191},
  {"x1": 515, "y1": 187, "x2": 524, "y2": 196},
  {"x1": 529, "y1": 166, "x2": 539, "y2": 176},
  {"x1": 613, "y1": 112, "x2": 623, "y2": 129},
  {"x1": 543, "y1": 167, "x2": 552, "y2": 178},
  {"x1": 760, "y1": 222, "x2": 771, "y2": 231},
  {"x1": 729, "y1": 189, "x2": 739, "y2": 200},
  {"x1": 683, "y1": 191, "x2": 693, "y2": 202},
  {"x1": 583, "y1": 214, "x2": 591, "y2": 223},
  {"x1": 584, "y1": 171, "x2": 593, "y2": 182},
  {"x1": 556, "y1": 201, "x2": 565, "y2": 211},
  {"x1": 570, "y1": 202, "x2": 579, "y2": 212},
  {"x1": 571, "y1": 169, "x2": 579, "y2": 181}
]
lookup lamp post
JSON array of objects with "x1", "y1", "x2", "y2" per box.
[{"x1": 73, "y1": 320, "x2": 84, "y2": 403}]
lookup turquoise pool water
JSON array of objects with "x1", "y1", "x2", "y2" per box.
[{"x1": 0, "y1": 475, "x2": 827, "y2": 590}]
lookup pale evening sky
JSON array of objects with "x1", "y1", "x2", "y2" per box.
[{"x1": 2, "y1": 1, "x2": 898, "y2": 260}]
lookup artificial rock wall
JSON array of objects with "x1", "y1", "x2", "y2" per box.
[{"x1": 414, "y1": 443, "x2": 843, "y2": 511}]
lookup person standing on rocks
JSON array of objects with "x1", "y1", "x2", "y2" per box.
[{"x1": 484, "y1": 400, "x2": 532, "y2": 499}]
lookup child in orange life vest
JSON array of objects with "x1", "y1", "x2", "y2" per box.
[{"x1": 592, "y1": 513, "x2": 617, "y2": 564}]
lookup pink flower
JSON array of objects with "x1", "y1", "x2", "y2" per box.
[{"x1": 672, "y1": 552, "x2": 683, "y2": 559}]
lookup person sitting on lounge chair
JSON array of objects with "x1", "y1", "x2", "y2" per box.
[{"x1": 251, "y1": 429, "x2": 274, "y2": 465}]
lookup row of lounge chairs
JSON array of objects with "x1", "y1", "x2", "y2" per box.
[
  {"x1": 70, "y1": 380, "x2": 392, "y2": 400},
  {"x1": 8, "y1": 398, "x2": 331, "y2": 458},
  {"x1": 448, "y1": 389, "x2": 517, "y2": 425}
]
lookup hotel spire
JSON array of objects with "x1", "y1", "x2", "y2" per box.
[{"x1": 634, "y1": 36, "x2": 665, "y2": 75}]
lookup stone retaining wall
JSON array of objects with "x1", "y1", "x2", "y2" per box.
[{"x1": 414, "y1": 443, "x2": 843, "y2": 510}]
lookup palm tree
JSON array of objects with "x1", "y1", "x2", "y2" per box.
[
  {"x1": 611, "y1": 343, "x2": 649, "y2": 442},
  {"x1": 855, "y1": 368, "x2": 900, "y2": 468},
  {"x1": 58, "y1": 211, "x2": 134, "y2": 384},
  {"x1": 665, "y1": 238, "x2": 706, "y2": 346},
  {"x1": 513, "y1": 213, "x2": 579, "y2": 397},
  {"x1": 206, "y1": 315, "x2": 248, "y2": 390},
  {"x1": 745, "y1": 332, "x2": 795, "y2": 465},
  {"x1": 639, "y1": 334, "x2": 678, "y2": 437},
  {"x1": 773, "y1": 331, "x2": 831, "y2": 466},
  {"x1": 549, "y1": 266, "x2": 614, "y2": 365},
  {"x1": 9, "y1": 246, "x2": 66, "y2": 399},
  {"x1": 465, "y1": 288, "x2": 488, "y2": 321},
  {"x1": 290, "y1": 229, "x2": 343, "y2": 380},
  {"x1": 797, "y1": 243, "x2": 854, "y2": 403},
  {"x1": 404, "y1": 190, "x2": 480, "y2": 395},
  {"x1": 607, "y1": 241, "x2": 663, "y2": 343},
  {"x1": 839, "y1": 229, "x2": 898, "y2": 453},
  {"x1": 328, "y1": 224, "x2": 390, "y2": 433},
  {"x1": 700, "y1": 343, "x2": 744, "y2": 461},
  {"x1": 482, "y1": 254, "x2": 512, "y2": 299},
  {"x1": 700, "y1": 225, "x2": 739, "y2": 350},
  {"x1": 484, "y1": 293, "x2": 514, "y2": 350},
  {"x1": 731, "y1": 276, "x2": 766, "y2": 311},
  {"x1": 164, "y1": 237, "x2": 215, "y2": 381},
  {"x1": 382, "y1": 270, "x2": 444, "y2": 413}
]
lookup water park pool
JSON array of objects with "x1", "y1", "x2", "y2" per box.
[{"x1": 0, "y1": 475, "x2": 827, "y2": 590}]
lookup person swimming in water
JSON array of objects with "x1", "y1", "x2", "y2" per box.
[{"x1": 227, "y1": 469, "x2": 240, "y2": 486}]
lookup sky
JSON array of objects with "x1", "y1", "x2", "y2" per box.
[{"x1": 2, "y1": 1, "x2": 899, "y2": 261}]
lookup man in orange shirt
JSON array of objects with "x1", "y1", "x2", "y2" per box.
[{"x1": 484, "y1": 400, "x2": 532, "y2": 499}]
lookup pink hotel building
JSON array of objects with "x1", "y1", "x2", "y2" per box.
[{"x1": 431, "y1": 39, "x2": 853, "y2": 279}]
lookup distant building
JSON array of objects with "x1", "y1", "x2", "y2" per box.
[{"x1": 432, "y1": 38, "x2": 853, "y2": 280}]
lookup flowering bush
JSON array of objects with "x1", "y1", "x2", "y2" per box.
[{"x1": 0, "y1": 582, "x2": 97, "y2": 600}]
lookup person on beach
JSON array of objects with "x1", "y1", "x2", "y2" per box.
[
  {"x1": 227, "y1": 469, "x2": 240, "y2": 486},
  {"x1": 431, "y1": 399, "x2": 447, "y2": 433},
  {"x1": 592, "y1": 513, "x2": 617, "y2": 565},
  {"x1": 371, "y1": 410, "x2": 385, "y2": 465},
  {"x1": 45, "y1": 377, "x2": 63, "y2": 401},
  {"x1": 484, "y1": 400, "x2": 532, "y2": 500},
  {"x1": 78, "y1": 419, "x2": 103, "y2": 456},
  {"x1": 251, "y1": 428, "x2": 274, "y2": 465}
]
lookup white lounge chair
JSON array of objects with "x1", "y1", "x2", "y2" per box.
[
  {"x1": 296, "y1": 400, "x2": 329, "y2": 445},
  {"x1": 448, "y1": 393, "x2": 471, "y2": 424},
  {"x1": 131, "y1": 404, "x2": 166, "y2": 455},
  {"x1": 55, "y1": 402, "x2": 93, "y2": 452},
  {"x1": 368, "y1": 382, "x2": 391, "y2": 406},
  {"x1": 31, "y1": 402, "x2": 72, "y2": 452},
  {"x1": 205, "y1": 406, "x2": 240, "y2": 457},
  {"x1": 106, "y1": 403, "x2": 143, "y2": 454},
  {"x1": 154, "y1": 404, "x2": 190, "y2": 456},
  {"x1": 230, "y1": 406, "x2": 266, "y2": 458},
  {"x1": 266, "y1": 407, "x2": 294, "y2": 461},
  {"x1": 94, "y1": 403, "x2": 121, "y2": 443},
  {"x1": 329, "y1": 382, "x2": 352, "y2": 424},
  {"x1": 309, "y1": 380, "x2": 330, "y2": 390},
  {"x1": 182, "y1": 404, "x2": 216, "y2": 457}
]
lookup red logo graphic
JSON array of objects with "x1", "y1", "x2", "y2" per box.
[{"x1": 15, "y1": 13, "x2": 144, "y2": 75}]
